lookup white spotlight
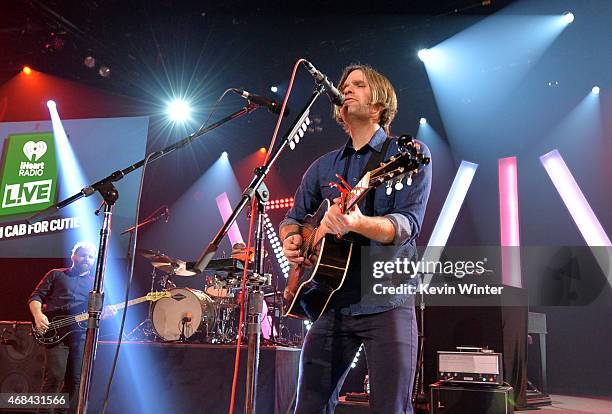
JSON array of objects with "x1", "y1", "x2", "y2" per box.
[
  {"x1": 46, "y1": 100, "x2": 57, "y2": 109},
  {"x1": 419, "y1": 117, "x2": 427, "y2": 125},
  {"x1": 270, "y1": 86, "x2": 278, "y2": 93},
  {"x1": 221, "y1": 151, "x2": 228, "y2": 158},
  {"x1": 166, "y1": 99, "x2": 191, "y2": 123},
  {"x1": 591, "y1": 86, "x2": 600, "y2": 95},
  {"x1": 562, "y1": 12, "x2": 574, "y2": 25},
  {"x1": 417, "y1": 49, "x2": 431, "y2": 63}
]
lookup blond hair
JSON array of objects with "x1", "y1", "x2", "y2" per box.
[{"x1": 333, "y1": 64, "x2": 398, "y2": 134}]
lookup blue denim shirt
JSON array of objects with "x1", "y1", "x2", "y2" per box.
[{"x1": 281, "y1": 127, "x2": 432, "y2": 315}]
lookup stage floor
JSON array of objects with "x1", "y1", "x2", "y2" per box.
[
  {"x1": 536, "y1": 395, "x2": 612, "y2": 414},
  {"x1": 335, "y1": 394, "x2": 612, "y2": 414}
]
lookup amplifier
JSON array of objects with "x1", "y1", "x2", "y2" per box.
[
  {"x1": 430, "y1": 384, "x2": 514, "y2": 414},
  {"x1": 437, "y1": 350, "x2": 503, "y2": 385}
]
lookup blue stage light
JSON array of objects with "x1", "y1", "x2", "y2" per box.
[
  {"x1": 562, "y1": 12, "x2": 574, "y2": 25},
  {"x1": 591, "y1": 86, "x2": 600, "y2": 95}
]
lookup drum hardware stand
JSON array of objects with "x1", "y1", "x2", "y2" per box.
[
  {"x1": 192, "y1": 85, "x2": 325, "y2": 413},
  {"x1": 126, "y1": 267, "x2": 170, "y2": 340},
  {"x1": 26, "y1": 103, "x2": 260, "y2": 414}
]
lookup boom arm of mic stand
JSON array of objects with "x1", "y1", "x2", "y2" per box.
[
  {"x1": 192, "y1": 85, "x2": 325, "y2": 273},
  {"x1": 26, "y1": 103, "x2": 258, "y2": 225},
  {"x1": 119, "y1": 211, "x2": 165, "y2": 235}
]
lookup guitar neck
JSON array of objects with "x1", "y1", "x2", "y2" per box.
[
  {"x1": 344, "y1": 187, "x2": 373, "y2": 212},
  {"x1": 74, "y1": 295, "x2": 151, "y2": 322}
]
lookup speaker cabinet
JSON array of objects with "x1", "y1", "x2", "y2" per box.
[
  {"x1": 430, "y1": 384, "x2": 514, "y2": 414},
  {"x1": 423, "y1": 285, "x2": 528, "y2": 407},
  {"x1": 0, "y1": 322, "x2": 44, "y2": 395}
]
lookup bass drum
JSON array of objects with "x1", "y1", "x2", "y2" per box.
[{"x1": 152, "y1": 288, "x2": 216, "y2": 341}]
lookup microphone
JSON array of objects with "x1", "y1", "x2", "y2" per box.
[
  {"x1": 231, "y1": 88, "x2": 289, "y2": 116},
  {"x1": 182, "y1": 312, "x2": 192, "y2": 324},
  {"x1": 303, "y1": 60, "x2": 344, "y2": 106}
]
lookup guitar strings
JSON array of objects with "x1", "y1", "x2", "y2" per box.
[{"x1": 41, "y1": 316, "x2": 81, "y2": 331}]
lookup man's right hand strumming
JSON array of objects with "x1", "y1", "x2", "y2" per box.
[{"x1": 33, "y1": 312, "x2": 50, "y2": 332}]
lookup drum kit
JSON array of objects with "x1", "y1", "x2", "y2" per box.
[{"x1": 127, "y1": 247, "x2": 281, "y2": 344}]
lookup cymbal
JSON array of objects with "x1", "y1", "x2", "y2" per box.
[
  {"x1": 201, "y1": 258, "x2": 245, "y2": 273},
  {"x1": 138, "y1": 249, "x2": 197, "y2": 277},
  {"x1": 137, "y1": 249, "x2": 174, "y2": 262},
  {"x1": 153, "y1": 262, "x2": 196, "y2": 277}
]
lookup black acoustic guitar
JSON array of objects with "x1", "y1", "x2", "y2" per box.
[
  {"x1": 283, "y1": 136, "x2": 430, "y2": 321},
  {"x1": 32, "y1": 291, "x2": 170, "y2": 345}
]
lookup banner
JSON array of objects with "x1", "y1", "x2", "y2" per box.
[{"x1": 0, "y1": 132, "x2": 57, "y2": 216}]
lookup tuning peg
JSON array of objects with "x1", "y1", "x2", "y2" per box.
[
  {"x1": 394, "y1": 180, "x2": 404, "y2": 191},
  {"x1": 386, "y1": 181, "x2": 393, "y2": 196},
  {"x1": 397, "y1": 134, "x2": 415, "y2": 151},
  {"x1": 289, "y1": 140, "x2": 296, "y2": 150},
  {"x1": 406, "y1": 175, "x2": 412, "y2": 186}
]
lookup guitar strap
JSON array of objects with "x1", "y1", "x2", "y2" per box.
[
  {"x1": 361, "y1": 136, "x2": 393, "y2": 216},
  {"x1": 342, "y1": 136, "x2": 392, "y2": 211},
  {"x1": 340, "y1": 136, "x2": 392, "y2": 246}
]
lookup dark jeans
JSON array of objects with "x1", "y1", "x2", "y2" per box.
[
  {"x1": 39, "y1": 336, "x2": 84, "y2": 414},
  {"x1": 295, "y1": 305, "x2": 417, "y2": 414}
]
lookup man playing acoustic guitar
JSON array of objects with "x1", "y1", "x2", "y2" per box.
[{"x1": 280, "y1": 64, "x2": 432, "y2": 413}]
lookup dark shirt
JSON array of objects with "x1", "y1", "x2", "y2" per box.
[
  {"x1": 281, "y1": 128, "x2": 432, "y2": 315},
  {"x1": 29, "y1": 267, "x2": 95, "y2": 313}
]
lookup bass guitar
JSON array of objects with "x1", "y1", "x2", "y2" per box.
[
  {"x1": 283, "y1": 136, "x2": 430, "y2": 321},
  {"x1": 32, "y1": 291, "x2": 170, "y2": 345}
]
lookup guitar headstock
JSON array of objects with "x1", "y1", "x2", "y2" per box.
[
  {"x1": 330, "y1": 135, "x2": 431, "y2": 212},
  {"x1": 146, "y1": 291, "x2": 172, "y2": 302},
  {"x1": 368, "y1": 135, "x2": 430, "y2": 195}
]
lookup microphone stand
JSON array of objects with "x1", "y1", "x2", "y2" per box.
[
  {"x1": 413, "y1": 273, "x2": 429, "y2": 413},
  {"x1": 26, "y1": 103, "x2": 259, "y2": 414},
  {"x1": 245, "y1": 186, "x2": 268, "y2": 414},
  {"x1": 192, "y1": 85, "x2": 325, "y2": 414}
]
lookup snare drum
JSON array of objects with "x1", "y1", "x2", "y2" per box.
[{"x1": 152, "y1": 288, "x2": 216, "y2": 341}]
